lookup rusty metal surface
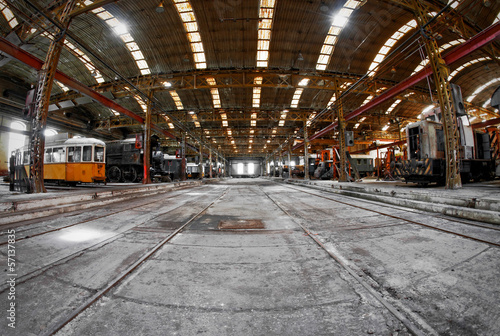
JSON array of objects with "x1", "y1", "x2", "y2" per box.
[{"x1": 218, "y1": 219, "x2": 265, "y2": 230}]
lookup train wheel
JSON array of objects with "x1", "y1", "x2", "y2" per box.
[
  {"x1": 107, "y1": 166, "x2": 122, "y2": 183},
  {"x1": 122, "y1": 166, "x2": 138, "y2": 183}
]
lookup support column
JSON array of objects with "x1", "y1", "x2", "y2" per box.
[
  {"x1": 288, "y1": 143, "x2": 292, "y2": 179},
  {"x1": 216, "y1": 152, "x2": 219, "y2": 177},
  {"x1": 181, "y1": 133, "x2": 186, "y2": 181},
  {"x1": 209, "y1": 150, "x2": 213, "y2": 178},
  {"x1": 304, "y1": 122, "x2": 310, "y2": 180},
  {"x1": 198, "y1": 139, "x2": 203, "y2": 179},
  {"x1": 272, "y1": 153, "x2": 276, "y2": 177},
  {"x1": 143, "y1": 91, "x2": 153, "y2": 184},
  {"x1": 29, "y1": 0, "x2": 77, "y2": 193},
  {"x1": 411, "y1": 0, "x2": 462, "y2": 189},
  {"x1": 278, "y1": 151, "x2": 283, "y2": 177},
  {"x1": 337, "y1": 100, "x2": 347, "y2": 182}
]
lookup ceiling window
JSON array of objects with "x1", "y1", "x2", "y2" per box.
[
  {"x1": 257, "y1": 0, "x2": 276, "y2": 67},
  {"x1": 0, "y1": 1, "x2": 18, "y2": 28},
  {"x1": 315, "y1": 0, "x2": 363, "y2": 71},
  {"x1": 367, "y1": 20, "x2": 417, "y2": 77},
  {"x1": 252, "y1": 76, "x2": 263, "y2": 108},
  {"x1": 169, "y1": 90, "x2": 184, "y2": 110},
  {"x1": 173, "y1": 0, "x2": 207, "y2": 69},
  {"x1": 86, "y1": 1, "x2": 151, "y2": 75},
  {"x1": 206, "y1": 77, "x2": 221, "y2": 108},
  {"x1": 385, "y1": 99, "x2": 401, "y2": 114},
  {"x1": 412, "y1": 39, "x2": 465, "y2": 75},
  {"x1": 449, "y1": 57, "x2": 493, "y2": 80}
]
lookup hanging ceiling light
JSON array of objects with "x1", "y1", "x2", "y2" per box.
[{"x1": 156, "y1": 1, "x2": 165, "y2": 13}]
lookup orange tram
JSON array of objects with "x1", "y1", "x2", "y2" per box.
[{"x1": 13, "y1": 134, "x2": 106, "y2": 186}]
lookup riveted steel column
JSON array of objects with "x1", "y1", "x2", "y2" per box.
[
  {"x1": 29, "y1": 0, "x2": 78, "y2": 193},
  {"x1": 216, "y1": 152, "x2": 219, "y2": 177},
  {"x1": 143, "y1": 90, "x2": 153, "y2": 184},
  {"x1": 304, "y1": 122, "x2": 310, "y2": 180},
  {"x1": 338, "y1": 100, "x2": 347, "y2": 182},
  {"x1": 288, "y1": 143, "x2": 292, "y2": 179},
  {"x1": 198, "y1": 138, "x2": 203, "y2": 179},
  {"x1": 278, "y1": 150, "x2": 283, "y2": 177},
  {"x1": 209, "y1": 150, "x2": 213, "y2": 178},
  {"x1": 412, "y1": 0, "x2": 462, "y2": 189},
  {"x1": 181, "y1": 133, "x2": 186, "y2": 181}
]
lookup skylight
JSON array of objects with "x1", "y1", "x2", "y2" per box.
[
  {"x1": 251, "y1": 112, "x2": 257, "y2": 127},
  {"x1": 257, "y1": 0, "x2": 277, "y2": 67},
  {"x1": 40, "y1": 31, "x2": 105, "y2": 85},
  {"x1": 385, "y1": 99, "x2": 401, "y2": 114},
  {"x1": 466, "y1": 78, "x2": 500, "y2": 103},
  {"x1": 253, "y1": 76, "x2": 263, "y2": 108},
  {"x1": 290, "y1": 88, "x2": 304, "y2": 108},
  {"x1": 0, "y1": 1, "x2": 18, "y2": 28},
  {"x1": 412, "y1": 39, "x2": 465, "y2": 75},
  {"x1": 449, "y1": 57, "x2": 493, "y2": 80},
  {"x1": 173, "y1": 0, "x2": 207, "y2": 69},
  {"x1": 87, "y1": 1, "x2": 151, "y2": 75},
  {"x1": 327, "y1": 93, "x2": 336, "y2": 108},
  {"x1": 206, "y1": 77, "x2": 221, "y2": 108},
  {"x1": 315, "y1": 0, "x2": 363, "y2": 71},
  {"x1": 169, "y1": 90, "x2": 184, "y2": 110},
  {"x1": 367, "y1": 20, "x2": 417, "y2": 77}
]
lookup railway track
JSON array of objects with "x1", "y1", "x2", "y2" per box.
[
  {"x1": 36, "y1": 187, "x2": 229, "y2": 336},
  {"x1": 0, "y1": 186, "x2": 226, "y2": 296},
  {"x1": 280, "y1": 183, "x2": 500, "y2": 248},
  {"x1": 0, "y1": 184, "x2": 213, "y2": 245},
  {"x1": 259, "y1": 185, "x2": 437, "y2": 336}
]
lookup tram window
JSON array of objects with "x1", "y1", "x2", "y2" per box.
[
  {"x1": 83, "y1": 146, "x2": 92, "y2": 162},
  {"x1": 52, "y1": 147, "x2": 64, "y2": 163},
  {"x1": 68, "y1": 146, "x2": 82, "y2": 162},
  {"x1": 23, "y1": 151, "x2": 29, "y2": 165},
  {"x1": 94, "y1": 146, "x2": 104, "y2": 162},
  {"x1": 45, "y1": 148, "x2": 53, "y2": 162}
]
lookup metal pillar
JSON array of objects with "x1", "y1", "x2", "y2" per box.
[
  {"x1": 198, "y1": 139, "x2": 203, "y2": 179},
  {"x1": 412, "y1": 0, "x2": 462, "y2": 189},
  {"x1": 181, "y1": 134, "x2": 186, "y2": 181},
  {"x1": 216, "y1": 152, "x2": 219, "y2": 177},
  {"x1": 304, "y1": 122, "x2": 310, "y2": 180},
  {"x1": 278, "y1": 152, "x2": 283, "y2": 177},
  {"x1": 29, "y1": 0, "x2": 77, "y2": 193},
  {"x1": 337, "y1": 101, "x2": 347, "y2": 182},
  {"x1": 288, "y1": 143, "x2": 292, "y2": 178},
  {"x1": 209, "y1": 150, "x2": 213, "y2": 178},
  {"x1": 143, "y1": 91, "x2": 153, "y2": 184}
]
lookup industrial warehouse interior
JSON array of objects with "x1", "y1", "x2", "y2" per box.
[{"x1": 0, "y1": 0, "x2": 500, "y2": 335}]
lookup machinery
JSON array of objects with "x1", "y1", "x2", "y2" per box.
[{"x1": 395, "y1": 108, "x2": 496, "y2": 185}]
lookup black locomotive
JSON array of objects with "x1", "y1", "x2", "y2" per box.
[{"x1": 105, "y1": 137, "x2": 181, "y2": 183}]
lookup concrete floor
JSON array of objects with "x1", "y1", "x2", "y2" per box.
[{"x1": 0, "y1": 178, "x2": 499, "y2": 335}]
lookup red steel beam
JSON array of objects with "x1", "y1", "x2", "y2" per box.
[
  {"x1": 0, "y1": 36, "x2": 178, "y2": 141},
  {"x1": 471, "y1": 117, "x2": 500, "y2": 129},
  {"x1": 292, "y1": 21, "x2": 500, "y2": 151}
]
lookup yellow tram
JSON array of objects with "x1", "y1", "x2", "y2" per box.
[{"x1": 13, "y1": 134, "x2": 106, "y2": 185}]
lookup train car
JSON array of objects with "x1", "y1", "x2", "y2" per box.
[
  {"x1": 349, "y1": 154, "x2": 374, "y2": 177},
  {"x1": 186, "y1": 162, "x2": 202, "y2": 179},
  {"x1": 106, "y1": 139, "x2": 143, "y2": 182},
  {"x1": 160, "y1": 154, "x2": 182, "y2": 181},
  {"x1": 13, "y1": 134, "x2": 106, "y2": 186},
  {"x1": 395, "y1": 113, "x2": 495, "y2": 185}
]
